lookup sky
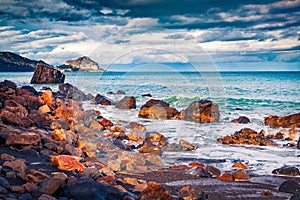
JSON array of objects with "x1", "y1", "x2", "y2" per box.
[{"x1": 0, "y1": 0, "x2": 299, "y2": 71}]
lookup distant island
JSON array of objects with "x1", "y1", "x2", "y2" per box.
[{"x1": 0, "y1": 51, "x2": 106, "y2": 72}]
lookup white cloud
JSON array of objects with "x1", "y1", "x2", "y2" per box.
[{"x1": 125, "y1": 18, "x2": 158, "y2": 28}]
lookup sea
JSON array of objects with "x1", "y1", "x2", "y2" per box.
[{"x1": 1, "y1": 71, "x2": 300, "y2": 175}]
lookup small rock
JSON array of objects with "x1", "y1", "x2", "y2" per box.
[
  {"x1": 38, "y1": 194, "x2": 57, "y2": 200},
  {"x1": 115, "y1": 96, "x2": 136, "y2": 110},
  {"x1": 90, "y1": 121, "x2": 104, "y2": 130},
  {"x1": 142, "y1": 94, "x2": 152, "y2": 97},
  {"x1": 179, "y1": 139, "x2": 198, "y2": 151},
  {"x1": 272, "y1": 166, "x2": 300, "y2": 176},
  {"x1": 217, "y1": 172, "x2": 234, "y2": 181},
  {"x1": 97, "y1": 116, "x2": 113, "y2": 127},
  {"x1": 232, "y1": 171, "x2": 250, "y2": 181},
  {"x1": 1, "y1": 153, "x2": 16, "y2": 161},
  {"x1": 261, "y1": 191, "x2": 273, "y2": 196},
  {"x1": 52, "y1": 129, "x2": 66, "y2": 141},
  {"x1": 64, "y1": 144, "x2": 82, "y2": 157},
  {"x1": 138, "y1": 181, "x2": 175, "y2": 200},
  {"x1": 178, "y1": 185, "x2": 208, "y2": 200},
  {"x1": 231, "y1": 116, "x2": 250, "y2": 124},
  {"x1": 0, "y1": 186, "x2": 8, "y2": 194},
  {"x1": 18, "y1": 193, "x2": 33, "y2": 200},
  {"x1": 297, "y1": 137, "x2": 300, "y2": 149},
  {"x1": 3, "y1": 159, "x2": 27, "y2": 174},
  {"x1": 147, "y1": 132, "x2": 166, "y2": 143},
  {"x1": 206, "y1": 165, "x2": 221, "y2": 177},
  {"x1": 39, "y1": 177, "x2": 62, "y2": 195},
  {"x1": 51, "y1": 155, "x2": 86, "y2": 173},
  {"x1": 232, "y1": 162, "x2": 248, "y2": 170},
  {"x1": 7, "y1": 185, "x2": 25, "y2": 193},
  {"x1": 23, "y1": 182, "x2": 39, "y2": 192},
  {"x1": 187, "y1": 166, "x2": 211, "y2": 178},
  {"x1": 279, "y1": 180, "x2": 300, "y2": 194}
]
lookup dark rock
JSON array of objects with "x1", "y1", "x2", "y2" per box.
[
  {"x1": 29, "y1": 112, "x2": 52, "y2": 128},
  {"x1": 297, "y1": 137, "x2": 300, "y2": 149},
  {"x1": 290, "y1": 193, "x2": 300, "y2": 200},
  {"x1": 272, "y1": 166, "x2": 300, "y2": 176},
  {"x1": 107, "y1": 90, "x2": 126, "y2": 95},
  {"x1": 206, "y1": 165, "x2": 221, "y2": 177},
  {"x1": 64, "y1": 177, "x2": 108, "y2": 200},
  {"x1": 58, "y1": 83, "x2": 89, "y2": 101},
  {"x1": 187, "y1": 166, "x2": 211, "y2": 178},
  {"x1": 38, "y1": 177, "x2": 62, "y2": 195},
  {"x1": 265, "y1": 113, "x2": 300, "y2": 128},
  {"x1": 231, "y1": 116, "x2": 250, "y2": 124},
  {"x1": 31, "y1": 64, "x2": 65, "y2": 84},
  {"x1": 235, "y1": 108, "x2": 243, "y2": 110},
  {"x1": 141, "y1": 99, "x2": 169, "y2": 108},
  {"x1": 142, "y1": 94, "x2": 152, "y2": 97},
  {"x1": 5, "y1": 132, "x2": 41, "y2": 146},
  {"x1": 0, "y1": 80, "x2": 17, "y2": 90},
  {"x1": 95, "y1": 94, "x2": 115, "y2": 106},
  {"x1": 279, "y1": 180, "x2": 300, "y2": 194},
  {"x1": 0, "y1": 186, "x2": 8, "y2": 194},
  {"x1": 0, "y1": 177, "x2": 10, "y2": 188},
  {"x1": 18, "y1": 193, "x2": 33, "y2": 200},
  {"x1": 19, "y1": 86, "x2": 38, "y2": 96},
  {"x1": 115, "y1": 96, "x2": 136, "y2": 110}
]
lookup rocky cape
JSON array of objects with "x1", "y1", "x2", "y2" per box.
[
  {"x1": 59, "y1": 56, "x2": 106, "y2": 72},
  {"x1": 0, "y1": 52, "x2": 48, "y2": 72}
]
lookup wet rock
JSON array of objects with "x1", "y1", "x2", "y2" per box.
[
  {"x1": 142, "y1": 94, "x2": 152, "y2": 97},
  {"x1": 138, "y1": 99, "x2": 178, "y2": 120},
  {"x1": 64, "y1": 177, "x2": 108, "y2": 200},
  {"x1": 206, "y1": 165, "x2": 221, "y2": 177},
  {"x1": 232, "y1": 162, "x2": 248, "y2": 170},
  {"x1": 272, "y1": 166, "x2": 300, "y2": 176},
  {"x1": 180, "y1": 100, "x2": 220, "y2": 123},
  {"x1": 217, "y1": 172, "x2": 234, "y2": 181},
  {"x1": 138, "y1": 181, "x2": 175, "y2": 200},
  {"x1": 139, "y1": 140, "x2": 162, "y2": 156},
  {"x1": 179, "y1": 139, "x2": 198, "y2": 151},
  {"x1": 107, "y1": 90, "x2": 126, "y2": 95},
  {"x1": 217, "y1": 128, "x2": 276, "y2": 146},
  {"x1": 178, "y1": 185, "x2": 208, "y2": 200},
  {"x1": 51, "y1": 155, "x2": 86, "y2": 173},
  {"x1": 187, "y1": 166, "x2": 211, "y2": 178},
  {"x1": 265, "y1": 113, "x2": 300, "y2": 128},
  {"x1": 31, "y1": 64, "x2": 65, "y2": 84},
  {"x1": 5, "y1": 132, "x2": 41, "y2": 146},
  {"x1": 95, "y1": 94, "x2": 115, "y2": 105},
  {"x1": 147, "y1": 132, "x2": 166, "y2": 143},
  {"x1": 297, "y1": 137, "x2": 300, "y2": 149},
  {"x1": 232, "y1": 171, "x2": 250, "y2": 181},
  {"x1": 231, "y1": 116, "x2": 250, "y2": 124},
  {"x1": 127, "y1": 122, "x2": 146, "y2": 142},
  {"x1": 39, "y1": 177, "x2": 63, "y2": 195},
  {"x1": 279, "y1": 180, "x2": 300, "y2": 194},
  {"x1": 291, "y1": 194, "x2": 300, "y2": 200},
  {"x1": 97, "y1": 116, "x2": 113, "y2": 127},
  {"x1": 115, "y1": 96, "x2": 136, "y2": 110}
]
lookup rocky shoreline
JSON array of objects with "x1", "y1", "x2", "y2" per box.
[{"x1": 0, "y1": 79, "x2": 299, "y2": 200}]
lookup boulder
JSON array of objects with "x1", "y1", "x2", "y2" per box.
[
  {"x1": 265, "y1": 113, "x2": 300, "y2": 128},
  {"x1": 95, "y1": 94, "x2": 115, "y2": 105},
  {"x1": 58, "y1": 83, "x2": 91, "y2": 101},
  {"x1": 231, "y1": 116, "x2": 250, "y2": 124},
  {"x1": 181, "y1": 100, "x2": 220, "y2": 123},
  {"x1": 138, "y1": 181, "x2": 175, "y2": 200},
  {"x1": 272, "y1": 166, "x2": 300, "y2": 176},
  {"x1": 138, "y1": 99, "x2": 178, "y2": 120},
  {"x1": 279, "y1": 180, "x2": 300, "y2": 194},
  {"x1": 0, "y1": 80, "x2": 17, "y2": 91},
  {"x1": 0, "y1": 110, "x2": 34, "y2": 128},
  {"x1": 64, "y1": 177, "x2": 108, "y2": 200},
  {"x1": 51, "y1": 155, "x2": 86, "y2": 173},
  {"x1": 5, "y1": 132, "x2": 41, "y2": 146},
  {"x1": 115, "y1": 96, "x2": 136, "y2": 109},
  {"x1": 30, "y1": 64, "x2": 65, "y2": 84}
]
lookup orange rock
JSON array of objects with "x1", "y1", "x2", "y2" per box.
[
  {"x1": 52, "y1": 129, "x2": 66, "y2": 141},
  {"x1": 232, "y1": 162, "x2": 248, "y2": 170},
  {"x1": 148, "y1": 132, "x2": 166, "y2": 143},
  {"x1": 51, "y1": 155, "x2": 86, "y2": 173},
  {"x1": 98, "y1": 117, "x2": 113, "y2": 127},
  {"x1": 90, "y1": 121, "x2": 104, "y2": 130},
  {"x1": 217, "y1": 172, "x2": 234, "y2": 181},
  {"x1": 169, "y1": 165, "x2": 189, "y2": 170},
  {"x1": 261, "y1": 191, "x2": 272, "y2": 196},
  {"x1": 38, "y1": 104, "x2": 51, "y2": 114},
  {"x1": 42, "y1": 90, "x2": 56, "y2": 110},
  {"x1": 188, "y1": 162, "x2": 205, "y2": 168},
  {"x1": 232, "y1": 171, "x2": 250, "y2": 181}
]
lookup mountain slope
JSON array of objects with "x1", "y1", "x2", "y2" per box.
[{"x1": 0, "y1": 52, "x2": 48, "y2": 72}]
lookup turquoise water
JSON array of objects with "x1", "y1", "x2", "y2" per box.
[{"x1": 1, "y1": 71, "x2": 300, "y2": 175}]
